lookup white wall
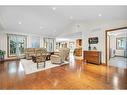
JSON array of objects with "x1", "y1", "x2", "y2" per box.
[
  {"x1": 62, "y1": 20, "x2": 127, "y2": 63},
  {"x1": 110, "y1": 35, "x2": 116, "y2": 50},
  {"x1": 0, "y1": 31, "x2": 7, "y2": 57},
  {"x1": 109, "y1": 35, "x2": 116, "y2": 57}
]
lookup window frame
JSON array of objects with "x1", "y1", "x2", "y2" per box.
[{"x1": 7, "y1": 34, "x2": 27, "y2": 57}]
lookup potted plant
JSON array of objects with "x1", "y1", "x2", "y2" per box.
[{"x1": 0, "y1": 50, "x2": 6, "y2": 61}]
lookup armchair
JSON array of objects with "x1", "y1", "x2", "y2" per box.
[
  {"x1": 25, "y1": 48, "x2": 35, "y2": 60},
  {"x1": 50, "y1": 48, "x2": 70, "y2": 64},
  {"x1": 32, "y1": 48, "x2": 47, "y2": 69}
]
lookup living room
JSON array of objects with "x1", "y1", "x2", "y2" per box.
[{"x1": 0, "y1": 5, "x2": 127, "y2": 91}]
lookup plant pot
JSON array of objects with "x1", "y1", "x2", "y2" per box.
[{"x1": 0, "y1": 55, "x2": 4, "y2": 61}]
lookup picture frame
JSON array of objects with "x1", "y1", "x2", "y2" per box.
[{"x1": 88, "y1": 37, "x2": 98, "y2": 44}]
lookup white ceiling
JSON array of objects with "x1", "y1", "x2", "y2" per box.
[
  {"x1": 58, "y1": 31, "x2": 82, "y2": 39},
  {"x1": 0, "y1": 6, "x2": 127, "y2": 37}
]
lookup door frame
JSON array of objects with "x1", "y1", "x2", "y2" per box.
[{"x1": 105, "y1": 26, "x2": 127, "y2": 65}]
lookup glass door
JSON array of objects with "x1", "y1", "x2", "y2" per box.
[
  {"x1": 7, "y1": 34, "x2": 27, "y2": 57},
  {"x1": 43, "y1": 38, "x2": 55, "y2": 52},
  {"x1": 69, "y1": 42, "x2": 75, "y2": 53}
]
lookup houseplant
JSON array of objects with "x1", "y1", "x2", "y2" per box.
[{"x1": 0, "y1": 50, "x2": 6, "y2": 61}]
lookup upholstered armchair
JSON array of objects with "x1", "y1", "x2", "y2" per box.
[
  {"x1": 32, "y1": 48, "x2": 47, "y2": 69},
  {"x1": 50, "y1": 48, "x2": 70, "y2": 64},
  {"x1": 63, "y1": 48, "x2": 70, "y2": 61},
  {"x1": 25, "y1": 48, "x2": 35, "y2": 60}
]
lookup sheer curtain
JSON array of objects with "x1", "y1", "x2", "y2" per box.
[{"x1": 32, "y1": 36, "x2": 40, "y2": 48}]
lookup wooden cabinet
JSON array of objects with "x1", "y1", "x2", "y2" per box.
[{"x1": 83, "y1": 51, "x2": 101, "y2": 64}]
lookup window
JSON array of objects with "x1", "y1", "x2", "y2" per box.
[
  {"x1": 32, "y1": 36, "x2": 40, "y2": 48},
  {"x1": 69, "y1": 42, "x2": 75, "y2": 53},
  {"x1": 43, "y1": 38, "x2": 55, "y2": 52},
  {"x1": 116, "y1": 37, "x2": 127, "y2": 50},
  {"x1": 7, "y1": 34, "x2": 27, "y2": 57},
  {"x1": 56, "y1": 42, "x2": 67, "y2": 49}
]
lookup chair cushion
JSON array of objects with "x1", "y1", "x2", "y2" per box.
[{"x1": 51, "y1": 55, "x2": 60, "y2": 58}]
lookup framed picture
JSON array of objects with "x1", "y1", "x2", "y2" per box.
[{"x1": 89, "y1": 37, "x2": 98, "y2": 44}]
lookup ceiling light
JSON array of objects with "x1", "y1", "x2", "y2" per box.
[
  {"x1": 18, "y1": 21, "x2": 22, "y2": 25},
  {"x1": 70, "y1": 16, "x2": 73, "y2": 19},
  {"x1": 98, "y1": 13, "x2": 102, "y2": 17},
  {"x1": 40, "y1": 26, "x2": 43, "y2": 29},
  {"x1": 52, "y1": 7, "x2": 56, "y2": 11}
]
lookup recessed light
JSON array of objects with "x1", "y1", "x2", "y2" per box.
[
  {"x1": 18, "y1": 21, "x2": 22, "y2": 25},
  {"x1": 70, "y1": 16, "x2": 73, "y2": 19},
  {"x1": 40, "y1": 26, "x2": 44, "y2": 29},
  {"x1": 98, "y1": 14, "x2": 102, "y2": 17},
  {"x1": 52, "y1": 7, "x2": 56, "y2": 11}
]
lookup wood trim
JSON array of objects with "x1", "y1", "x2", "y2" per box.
[
  {"x1": 105, "y1": 26, "x2": 127, "y2": 66},
  {"x1": 0, "y1": 58, "x2": 20, "y2": 62},
  {"x1": 106, "y1": 27, "x2": 127, "y2": 32},
  {"x1": 7, "y1": 34, "x2": 9, "y2": 57},
  {"x1": 108, "y1": 35, "x2": 110, "y2": 59},
  {"x1": 101, "y1": 63, "x2": 107, "y2": 66},
  {"x1": 105, "y1": 31, "x2": 107, "y2": 65}
]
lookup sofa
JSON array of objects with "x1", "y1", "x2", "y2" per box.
[{"x1": 25, "y1": 48, "x2": 47, "y2": 60}]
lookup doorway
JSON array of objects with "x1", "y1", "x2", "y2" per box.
[{"x1": 105, "y1": 27, "x2": 127, "y2": 68}]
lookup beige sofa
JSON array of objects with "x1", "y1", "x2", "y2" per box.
[{"x1": 25, "y1": 48, "x2": 46, "y2": 60}]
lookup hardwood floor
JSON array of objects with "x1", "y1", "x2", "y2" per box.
[{"x1": 0, "y1": 57, "x2": 127, "y2": 89}]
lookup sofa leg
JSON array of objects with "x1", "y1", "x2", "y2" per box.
[
  {"x1": 44, "y1": 62, "x2": 45, "y2": 68},
  {"x1": 37, "y1": 63, "x2": 38, "y2": 69}
]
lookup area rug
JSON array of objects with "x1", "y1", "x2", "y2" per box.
[{"x1": 20, "y1": 59, "x2": 69, "y2": 74}]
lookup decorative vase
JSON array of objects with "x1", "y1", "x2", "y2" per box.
[
  {"x1": 0, "y1": 55, "x2": 4, "y2": 61},
  {"x1": 88, "y1": 44, "x2": 91, "y2": 50}
]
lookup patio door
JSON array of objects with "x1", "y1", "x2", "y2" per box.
[{"x1": 7, "y1": 34, "x2": 27, "y2": 58}]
